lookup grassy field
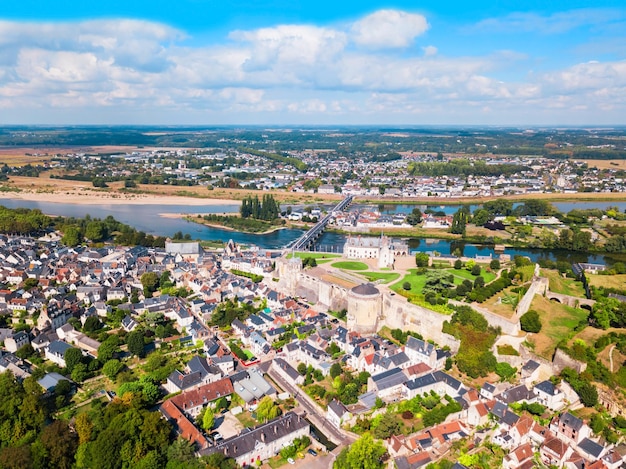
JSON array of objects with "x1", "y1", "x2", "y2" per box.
[
  {"x1": 331, "y1": 261, "x2": 369, "y2": 271},
  {"x1": 287, "y1": 252, "x2": 340, "y2": 264},
  {"x1": 481, "y1": 287, "x2": 521, "y2": 319},
  {"x1": 527, "y1": 295, "x2": 590, "y2": 359},
  {"x1": 360, "y1": 271, "x2": 401, "y2": 284},
  {"x1": 588, "y1": 273, "x2": 626, "y2": 290},
  {"x1": 390, "y1": 267, "x2": 497, "y2": 296},
  {"x1": 543, "y1": 269, "x2": 586, "y2": 297},
  {"x1": 448, "y1": 268, "x2": 496, "y2": 284},
  {"x1": 288, "y1": 252, "x2": 341, "y2": 260}
]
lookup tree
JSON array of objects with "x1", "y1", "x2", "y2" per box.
[
  {"x1": 40, "y1": 420, "x2": 78, "y2": 469},
  {"x1": 450, "y1": 207, "x2": 469, "y2": 235},
  {"x1": 256, "y1": 396, "x2": 281, "y2": 422},
  {"x1": 141, "y1": 272, "x2": 160, "y2": 298},
  {"x1": 471, "y1": 264, "x2": 481, "y2": 276},
  {"x1": 202, "y1": 407, "x2": 215, "y2": 431},
  {"x1": 495, "y1": 362, "x2": 517, "y2": 381},
  {"x1": 415, "y1": 252, "x2": 429, "y2": 267},
  {"x1": 578, "y1": 382, "x2": 598, "y2": 407},
  {"x1": 402, "y1": 281, "x2": 411, "y2": 291},
  {"x1": 126, "y1": 331, "x2": 146, "y2": 358},
  {"x1": 71, "y1": 363, "x2": 88, "y2": 383},
  {"x1": 334, "y1": 433, "x2": 386, "y2": 469},
  {"x1": 61, "y1": 225, "x2": 82, "y2": 247},
  {"x1": 472, "y1": 208, "x2": 491, "y2": 226},
  {"x1": 15, "y1": 343, "x2": 36, "y2": 360},
  {"x1": 85, "y1": 221, "x2": 106, "y2": 242},
  {"x1": 103, "y1": 359, "x2": 124, "y2": 380},
  {"x1": 83, "y1": 316, "x2": 102, "y2": 333},
  {"x1": 330, "y1": 363, "x2": 343, "y2": 379},
  {"x1": 520, "y1": 310, "x2": 542, "y2": 333},
  {"x1": 64, "y1": 347, "x2": 83, "y2": 373},
  {"x1": 98, "y1": 336, "x2": 121, "y2": 362},
  {"x1": 454, "y1": 259, "x2": 463, "y2": 270},
  {"x1": 373, "y1": 414, "x2": 403, "y2": 439},
  {"x1": 490, "y1": 259, "x2": 501, "y2": 270}
]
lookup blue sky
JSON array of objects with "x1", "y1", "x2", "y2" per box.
[{"x1": 0, "y1": 0, "x2": 625, "y2": 125}]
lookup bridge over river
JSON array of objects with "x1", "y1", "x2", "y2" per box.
[{"x1": 285, "y1": 196, "x2": 353, "y2": 251}]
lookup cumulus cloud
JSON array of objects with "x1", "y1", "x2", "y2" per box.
[
  {"x1": 350, "y1": 10, "x2": 429, "y2": 49},
  {"x1": 0, "y1": 10, "x2": 623, "y2": 124}
]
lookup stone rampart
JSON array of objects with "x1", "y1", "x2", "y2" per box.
[
  {"x1": 552, "y1": 348, "x2": 588, "y2": 374},
  {"x1": 516, "y1": 275, "x2": 549, "y2": 317},
  {"x1": 382, "y1": 293, "x2": 460, "y2": 353}
]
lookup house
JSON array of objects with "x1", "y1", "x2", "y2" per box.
[
  {"x1": 121, "y1": 315, "x2": 138, "y2": 332},
  {"x1": 540, "y1": 434, "x2": 573, "y2": 467},
  {"x1": 45, "y1": 340, "x2": 75, "y2": 367},
  {"x1": 550, "y1": 412, "x2": 591, "y2": 445},
  {"x1": 327, "y1": 399, "x2": 352, "y2": 428},
  {"x1": 272, "y1": 358, "x2": 304, "y2": 386},
  {"x1": 199, "y1": 412, "x2": 310, "y2": 468},
  {"x1": 520, "y1": 359, "x2": 541, "y2": 385},
  {"x1": 577, "y1": 437, "x2": 606, "y2": 461},
  {"x1": 230, "y1": 368, "x2": 276, "y2": 405},
  {"x1": 534, "y1": 380, "x2": 565, "y2": 410},
  {"x1": 368, "y1": 367, "x2": 408, "y2": 400},
  {"x1": 166, "y1": 377, "x2": 234, "y2": 419},
  {"x1": 4, "y1": 331, "x2": 30, "y2": 353},
  {"x1": 160, "y1": 400, "x2": 208, "y2": 449},
  {"x1": 37, "y1": 372, "x2": 71, "y2": 393},
  {"x1": 404, "y1": 336, "x2": 438, "y2": 369},
  {"x1": 502, "y1": 443, "x2": 534, "y2": 469}
]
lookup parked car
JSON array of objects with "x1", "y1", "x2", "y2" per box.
[
  {"x1": 287, "y1": 457, "x2": 295, "y2": 465},
  {"x1": 307, "y1": 449, "x2": 318, "y2": 457}
]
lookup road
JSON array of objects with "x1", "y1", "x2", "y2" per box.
[{"x1": 266, "y1": 366, "x2": 356, "y2": 447}]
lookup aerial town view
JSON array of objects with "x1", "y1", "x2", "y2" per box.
[{"x1": 0, "y1": 1, "x2": 626, "y2": 469}]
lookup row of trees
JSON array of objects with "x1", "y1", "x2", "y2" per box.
[{"x1": 239, "y1": 194, "x2": 280, "y2": 221}]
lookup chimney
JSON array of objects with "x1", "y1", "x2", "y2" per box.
[
  {"x1": 261, "y1": 432, "x2": 265, "y2": 442},
  {"x1": 274, "y1": 425, "x2": 277, "y2": 434}
]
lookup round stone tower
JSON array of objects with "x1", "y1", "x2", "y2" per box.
[{"x1": 347, "y1": 283, "x2": 382, "y2": 334}]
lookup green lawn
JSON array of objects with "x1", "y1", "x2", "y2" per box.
[
  {"x1": 360, "y1": 271, "x2": 401, "y2": 284},
  {"x1": 390, "y1": 268, "x2": 496, "y2": 295},
  {"x1": 447, "y1": 268, "x2": 496, "y2": 284},
  {"x1": 244, "y1": 350, "x2": 255, "y2": 359},
  {"x1": 390, "y1": 269, "x2": 427, "y2": 293},
  {"x1": 332, "y1": 261, "x2": 369, "y2": 271},
  {"x1": 288, "y1": 252, "x2": 341, "y2": 260}
]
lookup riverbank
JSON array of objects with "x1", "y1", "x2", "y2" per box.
[
  {"x1": 0, "y1": 189, "x2": 241, "y2": 207},
  {"x1": 182, "y1": 215, "x2": 291, "y2": 235}
]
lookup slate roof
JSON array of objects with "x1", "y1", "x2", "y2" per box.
[
  {"x1": 201, "y1": 412, "x2": 308, "y2": 460},
  {"x1": 351, "y1": 283, "x2": 380, "y2": 296},
  {"x1": 274, "y1": 358, "x2": 300, "y2": 382},
  {"x1": 534, "y1": 380, "x2": 559, "y2": 396},
  {"x1": 47, "y1": 340, "x2": 73, "y2": 356},
  {"x1": 405, "y1": 336, "x2": 434, "y2": 355},
  {"x1": 371, "y1": 367, "x2": 407, "y2": 391},
  {"x1": 558, "y1": 412, "x2": 585, "y2": 431},
  {"x1": 497, "y1": 384, "x2": 534, "y2": 404},
  {"x1": 578, "y1": 438, "x2": 605, "y2": 459}
]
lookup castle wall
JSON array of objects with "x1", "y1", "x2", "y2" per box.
[
  {"x1": 382, "y1": 294, "x2": 460, "y2": 353},
  {"x1": 552, "y1": 348, "x2": 588, "y2": 374},
  {"x1": 516, "y1": 276, "x2": 549, "y2": 317},
  {"x1": 347, "y1": 293, "x2": 381, "y2": 334}
]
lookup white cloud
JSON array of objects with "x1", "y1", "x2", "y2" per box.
[
  {"x1": 350, "y1": 10, "x2": 429, "y2": 49},
  {"x1": 422, "y1": 45, "x2": 437, "y2": 57},
  {"x1": 0, "y1": 11, "x2": 623, "y2": 124}
]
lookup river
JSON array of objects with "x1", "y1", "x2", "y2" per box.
[{"x1": 0, "y1": 198, "x2": 623, "y2": 263}]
